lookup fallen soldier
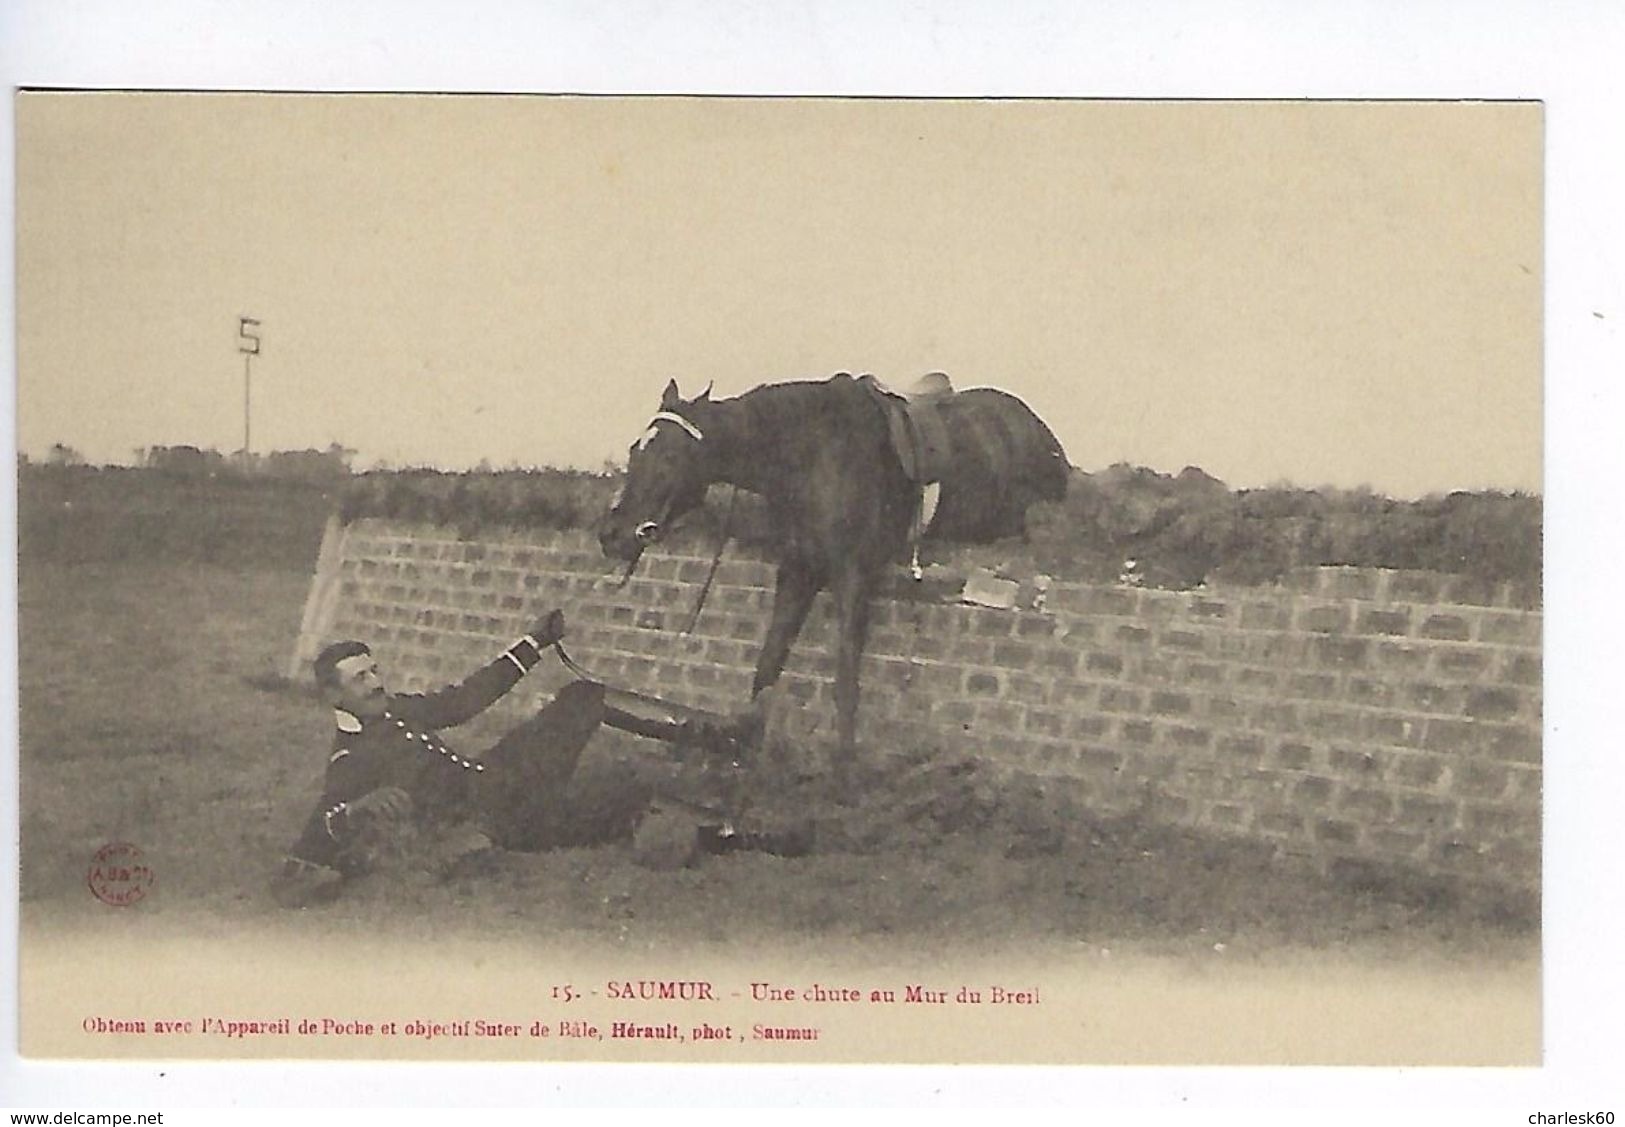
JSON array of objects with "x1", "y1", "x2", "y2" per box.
[{"x1": 272, "y1": 610, "x2": 805, "y2": 908}]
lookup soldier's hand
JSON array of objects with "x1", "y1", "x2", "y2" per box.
[
  {"x1": 337, "y1": 786, "x2": 417, "y2": 875},
  {"x1": 270, "y1": 857, "x2": 344, "y2": 909},
  {"x1": 529, "y1": 609, "x2": 566, "y2": 648}
]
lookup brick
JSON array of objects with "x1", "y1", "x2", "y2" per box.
[
  {"x1": 1252, "y1": 702, "x2": 1300, "y2": 732},
  {"x1": 965, "y1": 671, "x2": 1002, "y2": 696},
  {"x1": 1292, "y1": 776, "x2": 1334, "y2": 808},
  {"x1": 1419, "y1": 614, "x2": 1470, "y2": 641},
  {"x1": 975, "y1": 701, "x2": 1023, "y2": 730},
  {"x1": 1068, "y1": 714, "x2": 1112, "y2": 740},
  {"x1": 1288, "y1": 672, "x2": 1338, "y2": 699},
  {"x1": 1052, "y1": 681, "x2": 1097, "y2": 708},
  {"x1": 1345, "y1": 677, "x2": 1398, "y2": 707},
  {"x1": 1328, "y1": 746, "x2": 1383, "y2": 778},
  {"x1": 1150, "y1": 690, "x2": 1193, "y2": 716},
  {"x1": 1190, "y1": 598, "x2": 1231, "y2": 619},
  {"x1": 1257, "y1": 811, "x2": 1306, "y2": 837},
  {"x1": 1116, "y1": 624, "x2": 1153, "y2": 646},
  {"x1": 1077, "y1": 747, "x2": 1125, "y2": 776},
  {"x1": 1024, "y1": 708, "x2": 1066, "y2": 738},
  {"x1": 1271, "y1": 741, "x2": 1316, "y2": 770},
  {"x1": 1478, "y1": 611, "x2": 1540, "y2": 645},
  {"x1": 1086, "y1": 652, "x2": 1124, "y2": 676},
  {"x1": 1314, "y1": 819, "x2": 1360, "y2": 845},
  {"x1": 1039, "y1": 648, "x2": 1079, "y2": 676},
  {"x1": 1235, "y1": 667, "x2": 1281, "y2": 692},
  {"x1": 1138, "y1": 655, "x2": 1180, "y2": 682},
  {"x1": 1119, "y1": 719, "x2": 1156, "y2": 745},
  {"x1": 1204, "y1": 695, "x2": 1245, "y2": 721},
  {"x1": 1451, "y1": 762, "x2": 1512, "y2": 800},
  {"x1": 1450, "y1": 575, "x2": 1504, "y2": 607},
  {"x1": 1298, "y1": 603, "x2": 1352, "y2": 633},
  {"x1": 1397, "y1": 795, "x2": 1457, "y2": 831},
  {"x1": 1389, "y1": 572, "x2": 1445, "y2": 603},
  {"x1": 1167, "y1": 725, "x2": 1212, "y2": 748},
  {"x1": 1217, "y1": 733, "x2": 1265, "y2": 760},
  {"x1": 1099, "y1": 686, "x2": 1145, "y2": 713},
  {"x1": 1313, "y1": 636, "x2": 1370, "y2": 669},
  {"x1": 1357, "y1": 608, "x2": 1412, "y2": 636},
  {"x1": 1499, "y1": 652, "x2": 1541, "y2": 686},
  {"x1": 1145, "y1": 792, "x2": 1193, "y2": 823},
  {"x1": 1337, "y1": 787, "x2": 1395, "y2": 821},
  {"x1": 1302, "y1": 706, "x2": 1363, "y2": 738},
  {"x1": 1483, "y1": 724, "x2": 1541, "y2": 765},
  {"x1": 1005, "y1": 673, "x2": 1050, "y2": 704},
  {"x1": 1320, "y1": 568, "x2": 1382, "y2": 599},
  {"x1": 1422, "y1": 718, "x2": 1477, "y2": 752},
  {"x1": 1465, "y1": 687, "x2": 1524, "y2": 721},
  {"x1": 1246, "y1": 632, "x2": 1306, "y2": 663},
  {"x1": 1204, "y1": 803, "x2": 1251, "y2": 829},
  {"x1": 992, "y1": 641, "x2": 1037, "y2": 669},
  {"x1": 971, "y1": 609, "x2": 1016, "y2": 638},
  {"x1": 1388, "y1": 752, "x2": 1448, "y2": 789},
  {"x1": 1017, "y1": 615, "x2": 1057, "y2": 639},
  {"x1": 1461, "y1": 804, "x2": 1525, "y2": 838},
  {"x1": 1184, "y1": 661, "x2": 1225, "y2": 684},
  {"x1": 1161, "y1": 629, "x2": 1206, "y2": 651},
  {"x1": 1408, "y1": 682, "x2": 1464, "y2": 713},
  {"x1": 1082, "y1": 588, "x2": 1140, "y2": 616},
  {"x1": 1434, "y1": 648, "x2": 1493, "y2": 678},
  {"x1": 950, "y1": 639, "x2": 994, "y2": 664},
  {"x1": 1240, "y1": 601, "x2": 1292, "y2": 629},
  {"x1": 1361, "y1": 829, "x2": 1428, "y2": 860},
  {"x1": 936, "y1": 698, "x2": 968, "y2": 734}
]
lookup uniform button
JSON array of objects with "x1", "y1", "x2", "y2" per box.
[{"x1": 474, "y1": 764, "x2": 485, "y2": 773}]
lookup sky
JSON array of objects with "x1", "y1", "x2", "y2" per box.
[{"x1": 17, "y1": 94, "x2": 1540, "y2": 497}]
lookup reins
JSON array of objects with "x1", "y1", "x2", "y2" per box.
[{"x1": 683, "y1": 483, "x2": 737, "y2": 635}]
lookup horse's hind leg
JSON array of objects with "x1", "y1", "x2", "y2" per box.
[{"x1": 830, "y1": 568, "x2": 876, "y2": 795}]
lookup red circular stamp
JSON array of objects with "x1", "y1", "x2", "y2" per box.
[{"x1": 88, "y1": 842, "x2": 154, "y2": 907}]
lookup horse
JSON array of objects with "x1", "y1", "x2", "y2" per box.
[{"x1": 597, "y1": 372, "x2": 1069, "y2": 783}]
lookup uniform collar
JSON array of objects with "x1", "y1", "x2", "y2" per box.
[{"x1": 333, "y1": 708, "x2": 364, "y2": 733}]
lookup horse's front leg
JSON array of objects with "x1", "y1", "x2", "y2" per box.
[
  {"x1": 830, "y1": 565, "x2": 877, "y2": 786},
  {"x1": 752, "y1": 561, "x2": 821, "y2": 698}
]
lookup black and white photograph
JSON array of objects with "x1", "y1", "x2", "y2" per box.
[{"x1": 4, "y1": 2, "x2": 1623, "y2": 1117}]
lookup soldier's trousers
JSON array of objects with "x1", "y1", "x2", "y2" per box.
[{"x1": 473, "y1": 680, "x2": 609, "y2": 851}]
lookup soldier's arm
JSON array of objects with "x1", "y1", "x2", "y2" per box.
[
  {"x1": 283, "y1": 744, "x2": 370, "y2": 871},
  {"x1": 392, "y1": 629, "x2": 553, "y2": 730}
]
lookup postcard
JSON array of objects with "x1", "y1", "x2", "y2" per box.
[{"x1": 14, "y1": 92, "x2": 1543, "y2": 1074}]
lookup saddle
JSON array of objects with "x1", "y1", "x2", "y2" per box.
[
  {"x1": 856, "y1": 373, "x2": 956, "y2": 575},
  {"x1": 857, "y1": 372, "x2": 956, "y2": 485}
]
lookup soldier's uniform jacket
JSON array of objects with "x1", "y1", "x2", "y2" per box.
[{"x1": 288, "y1": 635, "x2": 546, "y2": 869}]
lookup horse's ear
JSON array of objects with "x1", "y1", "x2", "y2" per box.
[
  {"x1": 660, "y1": 379, "x2": 681, "y2": 410},
  {"x1": 697, "y1": 381, "x2": 713, "y2": 403}
]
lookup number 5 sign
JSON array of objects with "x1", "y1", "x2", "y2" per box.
[{"x1": 238, "y1": 315, "x2": 262, "y2": 355}]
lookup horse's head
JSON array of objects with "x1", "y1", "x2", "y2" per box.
[{"x1": 598, "y1": 379, "x2": 716, "y2": 564}]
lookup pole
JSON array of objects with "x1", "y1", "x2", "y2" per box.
[
  {"x1": 243, "y1": 350, "x2": 252, "y2": 467},
  {"x1": 237, "y1": 315, "x2": 261, "y2": 472}
]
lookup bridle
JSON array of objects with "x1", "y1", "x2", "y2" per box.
[{"x1": 616, "y1": 406, "x2": 733, "y2": 632}]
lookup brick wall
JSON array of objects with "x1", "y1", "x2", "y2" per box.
[{"x1": 291, "y1": 518, "x2": 1542, "y2": 893}]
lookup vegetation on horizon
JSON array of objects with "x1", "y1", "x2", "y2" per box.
[{"x1": 18, "y1": 460, "x2": 1540, "y2": 597}]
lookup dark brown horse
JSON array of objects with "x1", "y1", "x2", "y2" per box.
[{"x1": 598, "y1": 373, "x2": 1068, "y2": 779}]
